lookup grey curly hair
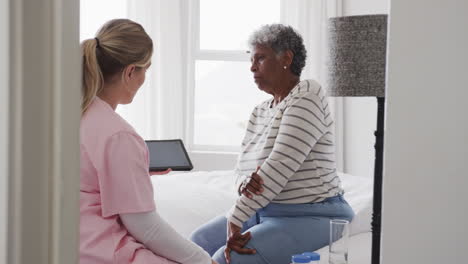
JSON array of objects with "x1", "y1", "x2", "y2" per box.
[{"x1": 248, "y1": 24, "x2": 307, "y2": 77}]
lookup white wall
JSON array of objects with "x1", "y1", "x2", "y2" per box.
[
  {"x1": 382, "y1": 1, "x2": 468, "y2": 263},
  {"x1": 0, "y1": 0, "x2": 8, "y2": 261},
  {"x1": 342, "y1": 0, "x2": 389, "y2": 178},
  {"x1": 343, "y1": 0, "x2": 388, "y2": 16}
]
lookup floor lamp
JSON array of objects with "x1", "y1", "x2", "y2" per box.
[{"x1": 326, "y1": 15, "x2": 388, "y2": 264}]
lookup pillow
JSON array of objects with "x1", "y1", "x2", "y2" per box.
[{"x1": 339, "y1": 172, "x2": 373, "y2": 236}]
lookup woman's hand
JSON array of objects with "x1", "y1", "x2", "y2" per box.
[
  {"x1": 211, "y1": 260, "x2": 218, "y2": 264},
  {"x1": 149, "y1": 168, "x2": 172, "y2": 176},
  {"x1": 224, "y1": 221, "x2": 256, "y2": 264},
  {"x1": 239, "y1": 167, "x2": 264, "y2": 198}
]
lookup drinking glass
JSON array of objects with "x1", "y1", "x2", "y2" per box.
[{"x1": 329, "y1": 219, "x2": 349, "y2": 264}]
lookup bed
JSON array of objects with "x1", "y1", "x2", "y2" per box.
[{"x1": 152, "y1": 170, "x2": 373, "y2": 264}]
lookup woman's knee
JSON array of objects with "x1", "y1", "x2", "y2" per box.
[
  {"x1": 190, "y1": 226, "x2": 219, "y2": 256},
  {"x1": 190, "y1": 216, "x2": 226, "y2": 244},
  {"x1": 212, "y1": 247, "x2": 227, "y2": 264},
  {"x1": 212, "y1": 245, "x2": 268, "y2": 264},
  {"x1": 190, "y1": 216, "x2": 228, "y2": 256},
  {"x1": 189, "y1": 225, "x2": 211, "y2": 247},
  {"x1": 188, "y1": 229, "x2": 200, "y2": 243}
]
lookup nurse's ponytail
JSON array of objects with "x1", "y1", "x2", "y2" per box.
[{"x1": 81, "y1": 19, "x2": 153, "y2": 115}]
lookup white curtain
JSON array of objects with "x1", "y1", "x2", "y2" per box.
[
  {"x1": 280, "y1": 0, "x2": 345, "y2": 172},
  {"x1": 117, "y1": 0, "x2": 186, "y2": 140}
]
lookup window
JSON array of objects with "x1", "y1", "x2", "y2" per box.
[
  {"x1": 188, "y1": 0, "x2": 281, "y2": 152},
  {"x1": 80, "y1": 0, "x2": 128, "y2": 42}
]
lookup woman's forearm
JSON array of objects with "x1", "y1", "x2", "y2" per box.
[{"x1": 120, "y1": 210, "x2": 211, "y2": 264}]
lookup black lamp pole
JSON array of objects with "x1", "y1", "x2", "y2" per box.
[{"x1": 371, "y1": 96, "x2": 385, "y2": 264}]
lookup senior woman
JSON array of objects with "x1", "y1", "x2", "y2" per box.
[{"x1": 190, "y1": 24, "x2": 354, "y2": 264}]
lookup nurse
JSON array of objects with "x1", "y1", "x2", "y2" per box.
[{"x1": 79, "y1": 19, "x2": 216, "y2": 264}]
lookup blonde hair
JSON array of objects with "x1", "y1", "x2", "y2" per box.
[{"x1": 81, "y1": 19, "x2": 153, "y2": 114}]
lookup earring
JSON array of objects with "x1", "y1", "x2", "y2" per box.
[{"x1": 283, "y1": 66, "x2": 287, "y2": 69}]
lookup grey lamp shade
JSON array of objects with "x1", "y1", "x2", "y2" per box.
[{"x1": 326, "y1": 14, "x2": 388, "y2": 97}]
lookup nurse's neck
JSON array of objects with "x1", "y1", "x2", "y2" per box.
[{"x1": 97, "y1": 84, "x2": 122, "y2": 111}]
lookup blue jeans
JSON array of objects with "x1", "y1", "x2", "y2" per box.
[{"x1": 190, "y1": 195, "x2": 354, "y2": 264}]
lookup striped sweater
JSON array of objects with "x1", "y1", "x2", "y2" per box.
[{"x1": 227, "y1": 79, "x2": 343, "y2": 227}]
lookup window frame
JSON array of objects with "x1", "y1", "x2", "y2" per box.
[{"x1": 186, "y1": 0, "x2": 281, "y2": 153}]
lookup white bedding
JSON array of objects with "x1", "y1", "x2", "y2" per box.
[{"x1": 152, "y1": 170, "x2": 372, "y2": 264}]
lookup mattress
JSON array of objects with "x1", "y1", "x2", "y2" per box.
[{"x1": 152, "y1": 170, "x2": 372, "y2": 264}]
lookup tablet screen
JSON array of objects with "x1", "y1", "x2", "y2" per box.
[{"x1": 145, "y1": 139, "x2": 193, "y2": 171}]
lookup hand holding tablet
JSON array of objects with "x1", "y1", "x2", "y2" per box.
[
  {"x1": 149, "y1": 168, "x2": 172, "y2": 176},
  {"x1": 145, "y1": 139, "x2": 193, "y2": 172}
]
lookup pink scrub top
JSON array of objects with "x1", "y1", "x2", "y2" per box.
[{"x1": 80, "y1": 97, "x2": 176, "y2": 264}]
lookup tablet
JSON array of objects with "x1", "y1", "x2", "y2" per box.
[{"x1": 145, "y1": 139, "x2": 193, "y2": 171}]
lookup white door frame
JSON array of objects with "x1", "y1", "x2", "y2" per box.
[
  {"x1": 8, "y1": 0, "x2": 81, "y2": 263},
  {"x1": 0, "y1": 0, "x2": 9, "y2": 262}
]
